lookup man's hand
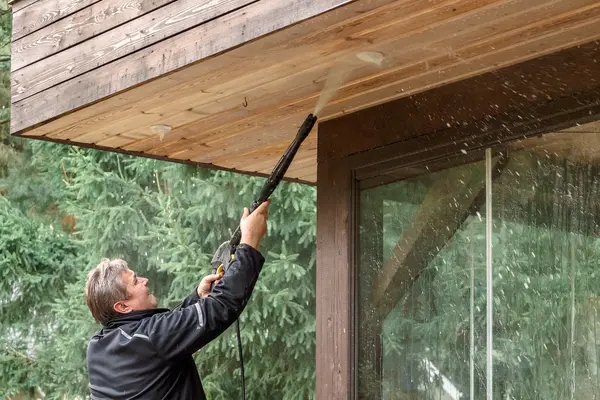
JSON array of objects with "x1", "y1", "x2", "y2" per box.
[
  {"x1": 197, "y1": 272, "x2": 224, "y2": 298},
  {"x1": 240, "y1": 200, "x2": 271, "y2": 250},
  {"x1": 198, "y1": 201, "x2": 270, "y2": 298}
]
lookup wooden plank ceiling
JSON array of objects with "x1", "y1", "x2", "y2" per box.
[{"x1": 10, "y1": 0, "x2": 600, "y2": 183}]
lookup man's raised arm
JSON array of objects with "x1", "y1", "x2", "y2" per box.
[{"x1": 140, "y1": 201, "x2": 270, "y2": 360}]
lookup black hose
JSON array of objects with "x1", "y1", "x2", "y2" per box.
[{"x1": 236, "y1": 320, "x2": 246, "y2": 400}]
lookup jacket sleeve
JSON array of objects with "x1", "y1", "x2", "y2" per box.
[{"x1": 141, "y1": 244, "x2": 265, "y2": 360}]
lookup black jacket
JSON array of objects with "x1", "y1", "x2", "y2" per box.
[{"x1": 86, "y1": 244, "x2": 265, "y2": 400}]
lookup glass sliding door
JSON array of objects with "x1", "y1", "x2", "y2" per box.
[
  {"x1": 357, "y1": 159, "x2": 488, "y2": 399},
  {"x1": 356, "y1": 129, "x2": 600, "y2": 400}
]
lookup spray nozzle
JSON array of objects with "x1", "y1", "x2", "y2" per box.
[{"x1": 295, "y1": 113, "x2": 318, "y2": 141}]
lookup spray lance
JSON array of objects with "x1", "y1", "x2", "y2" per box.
[{"x1": 209, "y1": 113, "x2": 317, "y2": 399}]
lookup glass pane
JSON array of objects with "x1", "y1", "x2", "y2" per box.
[
  {"x1": 492, "y1": 130, "x2": 600, "y2": 399},
  {"x1": 357, "y1": 159, "x2": 488, "y2": 399}
]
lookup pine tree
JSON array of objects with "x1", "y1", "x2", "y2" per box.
[{"x1": 0, "y1": 0, "x2": 317, "y2": 396}]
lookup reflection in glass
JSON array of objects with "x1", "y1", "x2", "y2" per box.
[
  {"x1": 492, "y1": 131, "x2": 600, "y2": 399},
  {"x1": 357, "y1": 122, "x2": 600, "y2": 400},
  {"x1": 358, "y1": 160, "x2": 487, "y2": 399}
]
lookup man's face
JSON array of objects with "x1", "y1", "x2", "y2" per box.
[{"x1": 116, "y1": 269, "x2": 158, "y2": 313}]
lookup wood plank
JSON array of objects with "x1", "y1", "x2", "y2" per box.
[
  {"x1": 11, "y1": 0, "x2": 177, "y2": 72},
  {"x1": 286, "y1": 163, "x2": 317, "y2": 182},
  {"x1": 226, "y1": 142, "x2": 317, "y2": 173},
  {"x1": 259, "y1": 150, "x2": 317, "y2": 174},
  {"x1": 175, "y1": 19, "x2": 600, "y2": 162},
  {"x1": 10, "y1": 0, "x2": 353, "y2": 134},
  {"x1": 11, "y1": 0, "x2": 257, "y2": 102},
  {"x1": 143, "y1": 0, "x2": 600, "y2": 160},
  {"x1": 12, "y1": 0, "x2": 102, "y2": 41},
  {"x1": 95, "y1": 134, "x2": 144, "y2": 148},
  {"x1": 294, "y1": 168, "x2": 317, "y2": 182},
  {"x1": 9, "y1": 0, "x2": 40, "y2": 13}
]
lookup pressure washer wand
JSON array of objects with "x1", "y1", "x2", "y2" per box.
[
  {"x1": 209, "y1": 113, "x2": 317, "y2": 400},
  {"x1": 229, "y1": 113, "x2": 317, "y2": 247}
]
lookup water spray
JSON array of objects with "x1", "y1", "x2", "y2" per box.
[{"x1": 314, "y1": 51, "x2": 385, "y2": 117}]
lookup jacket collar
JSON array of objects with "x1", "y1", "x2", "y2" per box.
[{"x1": 103, "y1": 308, "x2": 169, "y2": 329}]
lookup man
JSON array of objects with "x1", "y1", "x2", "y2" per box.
[{"x1": 85, "y1": 201, "x2": 270, "y2": 399}]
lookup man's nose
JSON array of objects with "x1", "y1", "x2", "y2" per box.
[{"x1": 141, "y1": 277, "x2": 149, "y2": 286}]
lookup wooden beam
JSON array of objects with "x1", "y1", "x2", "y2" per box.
[{"x1": 316, "y1": 157, "x2": 353, "y2": 400}]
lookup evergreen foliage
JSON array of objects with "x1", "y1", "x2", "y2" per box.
[
  {"x1": 1, "y1": 144, "x2": 317, "y2": 399},
  {"x1": 3, "y1": 1, "x2": 599, "y2": 399},
  {"x1": 0, "y1": 1, "x2": 316, "y2": 397}
]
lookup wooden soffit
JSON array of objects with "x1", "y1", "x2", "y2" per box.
[{"x1": 10, "y1": 0, "x2": 600, "y2": 183}]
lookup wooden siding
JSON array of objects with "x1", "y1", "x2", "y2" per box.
[{"x1": 10, "y1": 0, "x2": 600, "y2": 183}]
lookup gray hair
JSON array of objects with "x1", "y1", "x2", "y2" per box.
[{"x1": 85, "y1": 258, "x2": 130, "y2": 324}]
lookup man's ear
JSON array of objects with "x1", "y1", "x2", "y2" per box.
[{"x1": 113, "y1": 301, "x2": 132, "y2": 314}]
